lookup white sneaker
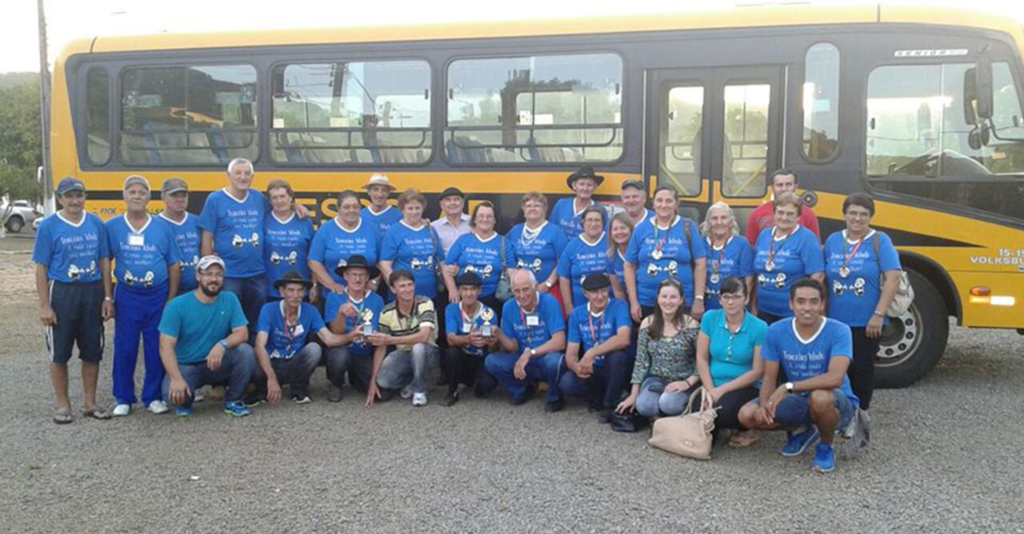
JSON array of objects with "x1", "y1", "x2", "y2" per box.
[
  {"x1": 112, "y1": 404, "x2": 131, "y2": 417},
  {"x1": 193, "y1": 389, "x2": 206, "y2": 403},
  {"x1": 400, "y1": 385, "x2": 413, "y2": 399},
  {"x1": 147, "y1": 400, "x2": 169, "y2": 414},
  {"x1": 292, "y1": 395, "x2": 312, "y2": 405},
  {"x1": 412, "y1": 392, "x2": 427, "y2": 406}
]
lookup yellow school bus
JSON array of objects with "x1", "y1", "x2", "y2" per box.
[{"x1": 50, "y1": 4, "x2": 1024, "y2": 387}]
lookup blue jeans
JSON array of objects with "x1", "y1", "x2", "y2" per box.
[
  {"x1": 112, "y1": 282, "x2": 168, "y2": 406},
  {"x1": 223, "y1": 275, "x2": 267, "y2": 342},
  {"x1": 770, "y1": 390, "x2": 856, "y2": 431},
  {"x1": 635, "y1": 377, "x2": 693, "y2": 417},
  {"x1": 558, "y1": 350, "x2": 633, "y2": 409},
  {"x1": 325, "y1": 346, "x2": 375, "y2": 392},
  {"x1": 485, "y1": 351, "x2": 564, "y2": 403},
  {"x1": 375, "y1": 343, "x2": 439, "y2": 395},
  {"x1": 161, "y1": 344, "x2": 257, "y2": 408},
  {"x1": 253, "y1": 343, "x2": 322, "y2": 398}
]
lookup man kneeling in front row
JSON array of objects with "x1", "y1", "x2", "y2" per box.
[
  {"x1": 249, "y1": 270, "x2": 347, "y2": 406},
  {"x1": 159, "y1": 256, "x2": 256, "y2": 417},
  {"x1": 738, "y1": 278, "x2": 859, "y2": 474}
]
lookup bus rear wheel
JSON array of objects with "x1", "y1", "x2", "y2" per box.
[{"x1": 874, "y1": 270, "x2": 948, "y2": 389}]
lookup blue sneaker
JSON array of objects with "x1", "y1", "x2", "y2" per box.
[
  {"x1": 812, "y1": 443, "x2": 836, "y2": 474},
  {"x1": 175, "y1": 406, "x2": 194, "y2": 418},
  {"x1": 781, "y1": 426, "x2": 820, "y2": 457},
  {"x1": 224, "y1": 401, "x2": 251, "y2": 417}
]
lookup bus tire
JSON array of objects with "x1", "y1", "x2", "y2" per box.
[{"x1": 874, "y1": 270, "x2": 948, "y2": 389}]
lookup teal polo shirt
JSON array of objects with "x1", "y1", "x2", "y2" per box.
[{"x1": 699, "y1": 308, "x2": 768, "y2": 388}]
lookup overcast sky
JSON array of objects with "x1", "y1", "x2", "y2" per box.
[{"x1": 2, "y1": 0, "x2": 1023, "y2": 73}]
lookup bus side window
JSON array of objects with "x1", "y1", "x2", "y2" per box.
[
  {"x1": 802, "y1": 43, "x2": 840, "y2": 163},
  {"x1": 269, "y1": 60, "x2": 432, "y2": 167},
  {"x1": 867, "y1": 61, "x2": 1024, "y2": 220},
  {"x1": 445, "y1": 53, "x2": 623, "y2": 166},
  {"x1": 119, "y1": 65, "x2": 258, "y2": 166},
  {"x1": 86, "y1": 68, "x2": 111, "y2": 166}
]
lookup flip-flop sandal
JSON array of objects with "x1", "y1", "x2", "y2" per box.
[
  {"x1": 82, "y1": 407, "x2": 112, "y2": 420},
  {"x1": 53, "y1": 409, "x2": 73, "y2": 425},
  {"x1": 729, "y1": 432, "x2": 760, "y2": 448}
]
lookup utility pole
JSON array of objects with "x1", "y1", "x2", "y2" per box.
[{"x1": 38, "y1": 0, "x2": 54, "y2": 215}]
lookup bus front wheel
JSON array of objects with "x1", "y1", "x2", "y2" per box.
[{"x1": 874, "y1": 270, "x2": 949, "y2": 389}]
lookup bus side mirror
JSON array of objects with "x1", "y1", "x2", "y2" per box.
[{"x1": 976, "y1": 59, "x2": 994, "y2": 120}]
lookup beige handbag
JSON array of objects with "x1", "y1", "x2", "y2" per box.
[{"x1": 648, "y1": 388, "x2": 717, "y2": 460}]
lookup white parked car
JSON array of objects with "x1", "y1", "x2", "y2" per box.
[{"x1": 2, "y1": 200, "x2": 42, "y2": 233}]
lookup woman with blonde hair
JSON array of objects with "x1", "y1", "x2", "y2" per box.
[{"x1": 699, "y1": 202, "x2": 754, "y2": 310}]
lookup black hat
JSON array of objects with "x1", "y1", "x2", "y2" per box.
[
  {"x1": 335, "y1": 255, "x2": 381, "y2": 280},
  {"x1": 439, "y1": 187, "x2": 464, "y2": 201},
  {"x1": 567, "y1": 166, "x2": 605, "y2": 189},
  {"x1": 273, "y1": 270, "x2": 313, "y2": 291},
  {"x1": 621, "y1": 179, "x2": 645, "y2": 192},
  {"x1": 582, "y1": 273, "x2": 611, "y2": 292},
  {"x1": 455, "y1": 271, "x2": 483, "y2": 287}
]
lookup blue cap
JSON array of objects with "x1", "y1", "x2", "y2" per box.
[{"x1": 56, "y1": 177, "x2": 86, "y2": 196}]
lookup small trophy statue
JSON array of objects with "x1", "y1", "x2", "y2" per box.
[
  {"x1": 480, "y1": 307, "x2": 495, "y2": 338},
  {"x1": 361, "y1": 309, "x2": 374, "y2": 336}
]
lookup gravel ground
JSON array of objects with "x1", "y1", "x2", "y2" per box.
[{"x1": 1, "y1": 234, "x2": 1022, "y2": 533}]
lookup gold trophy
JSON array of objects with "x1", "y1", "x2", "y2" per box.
[
  {"x1": 361, "y1": 309, "x2": 375, "y2": 336},
  {"x1": 480, "y1": 307, "x2": 495, "y2": 338}
]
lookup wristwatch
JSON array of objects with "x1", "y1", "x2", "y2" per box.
[
  {"x1": 104, "y1": 296, "x2": 114, "y2": 302},
  {"x1": 784, "y1": 382, "x2": 794, "y2": 394},
  {"x1": 219, "y1": 339, "x2": 230, "y2": 350},
  {"x1": 694, "y1": 295, "x2": 705, "y2": 301},
  {"x1": 529, "y1": 348, "x2": 537, "y2": 357}
]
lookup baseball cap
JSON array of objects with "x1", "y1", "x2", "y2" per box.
[
  {"x1": 621, "y1": 179, "x2": 645, "y2": 192},
  {"x1": 162, "y1": 177, "x2": 188, "y2": 195},
  {"x1": 439, "y1": 187, "x2": 464, "y2": 201},
  {"x1": 196, "y1": 255, "x2": 226, "y2": 273},
  {"x1": 56, "y1": 177, "x2": 86, "y2": 196},
  {"x1": 123, "y1": 175, "x2": 151, "y2": 192}
]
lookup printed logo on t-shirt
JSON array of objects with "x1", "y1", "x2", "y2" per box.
[
  {"x1": 758, "y1": 272, "x2": 787, "y2": 289},
  {"x1": 647, "y1": 260, "x2": 679, "y2": 278},
  {"x1": 232, "y1": 232, "x2": 261, "y2": 248},
  {"x1": 68, "y1": 261, "x2": 97, "y2": 281},
  {"x1": 270, "y1": 250, "x2": 299, "y2": 265},
  {"x1": 832, "y1": 277, "x2": 866, "y2": 297},
  {"x1": 517, "y1": 258, "x2": 543, "y2": 273}
]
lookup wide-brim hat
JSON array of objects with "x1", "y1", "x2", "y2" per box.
[
  {"x1": 362, "y1": 173, "x2": 397, "y2": 191},
  {"x1": 567, "y1": 166, "x2": 605, "y2": 189},
  {"x1": 273, "y1": 270, "x2": 314, "y2": 291},
  {"x1": 335, "y1": 255, "x2": 381, "y2": 280}
]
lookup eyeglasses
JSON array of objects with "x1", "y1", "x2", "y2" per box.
[{"x1": 719, "y1": 294, "x2": 745, "y2": 302}]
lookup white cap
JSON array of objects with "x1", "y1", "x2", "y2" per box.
[{"x1": 196, "y1": 255, "x2": 226, "y2": 273}]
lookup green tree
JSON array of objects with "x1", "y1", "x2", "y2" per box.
[{"x1": 0, "y1": 73, "x2": 43, "y2": 233}]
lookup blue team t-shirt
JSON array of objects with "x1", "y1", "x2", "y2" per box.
[
  {"x1": 33, "y1": 212, "x2": 109, "y2": 284},
  {"x1": 445, "y1": 301, "x2": 499, "y2": 356},
  {"x1": 361, "y1": 205, "x2": 402, "y2": 236},
  {"x1": 264, "y1": 213, "x2": 314, "y2": 299},
  {"x1": 557, "y1": 233, "x2": 612, "y2": 307},
  {"x1": 825, "y1": 230, "x2": 901, "y2": 327},
  {"x1": 500, "y1": 293, "x2": 567, "y2": 351},
  {"x1": 257, "y1": 301, "x2": 326, "y2": 359},
  {"x1": 626, "y1": 216, "x2": 707, "y2": 307},
  {"x1": 508, "y1": 221, "x2": 567, "y2": 286},
  {"x1": 380, "y1": 221, "x2": 443, "y2": 298},
  {"x1": 324, "y1": 289, "x2": 385, "y2": 356},
  {"x1": 753, "y1": 226, "x2": 825, "y2": 317},
  {"x1": 762, "y1": 317, "x2": 859, "y2": 407},
  {"x1": 160, "y1": 213, "x2": 201, "y2": 292},
  {"x1": 308, "y1": 218, "x2": 380, "y2": 294},
  {"x1": 704, "y1": 236, "x2": 755, "y2": 310},
  {"x1": 197, "y1": 188, "x2": 266, "y2": 278},
  {"x1": 445, "y1": 233, "x2": 516, "y2": 298},
  {"x1": 700, "y1": 309, "x2": 768, "y2": 387},
  {"x1": 611, "y1": 249, "x2": 627, "y2": 294},
  {"x1": 567, "y1": 299, "x2": 631, "y2": 352},
  {"x1": 106, "y1": 214, "x2": 180, "y2": 289},
  {"x1": 158, "y1": 291, "x2": 248, "y2": 365}
]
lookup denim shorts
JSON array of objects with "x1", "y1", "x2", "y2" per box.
[{"x1": 756, "y1": 390, "x2": 855, "y2": 430}]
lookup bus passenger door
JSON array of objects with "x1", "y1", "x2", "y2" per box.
[{"x1": 647, "y1": 67, "x2": 783, "y2": 228}]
